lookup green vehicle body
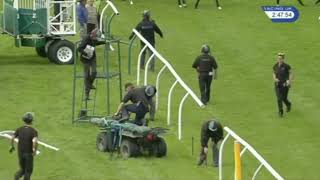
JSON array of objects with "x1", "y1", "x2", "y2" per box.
[{"x1": 91, "y1": 117, "x2": 168, "y2": 158}]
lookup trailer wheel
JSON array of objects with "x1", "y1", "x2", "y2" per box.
[
  {"x1": 96, "y1": 132, "x2": 109, "y2": 152},
  {"x1": 35, "y1": 46, "x2": 47, "y2": 57},
  {"x1": 120, "y1": 138, "x2": 139, "y2": 158},
  {"x1": 152, "y1": 138, "x2": 167, "y2": 157},
  {"x1": 48, "y1": 40, "x2": 74, "y2": 64}
]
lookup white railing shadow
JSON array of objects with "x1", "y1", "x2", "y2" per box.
[
  {"x1": 132, "y1": 29, "x2": 205, "y2": 140},
  {"x1": 219, "y1": 127, "x2": 284, "y2": 180}
]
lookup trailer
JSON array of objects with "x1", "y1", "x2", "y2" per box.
[{"x1": 0, "y1": 0, "x2": 76, "y2": 64}]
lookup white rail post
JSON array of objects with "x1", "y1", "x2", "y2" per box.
[
  {"x1": 252, "y1": 164, "x2": 264, "y2": 180},
  {"x1": 156, "y1": 65, "x2": 167, "y2": 110},
  {"x1": 99, "y1": 1, "x2": 119, "y2": 33},
  {"x1": 167, "y1": 80, "x2": 178, "y2": 125},
  {"x1": 132, "y1": 29, "x2": 205, "y2": 108},
  {"x1": 178, "y1": 92, "x2": 189, "y2": 140},
  {"x1": 240, "y1": 147, "x2": 247, "y2": 157},
  {"x1": 144, "y1": 53, "x2": 156, "y2": 85},
  {"x1": 99, "y1": 0, "x2": 119, "y2": 33},
  {"x1": 136, "y1": 45, "x2": 148, "y2": 85},
  {"x1": 219, "y1": 133, "x2": 231, "y2": 180}
]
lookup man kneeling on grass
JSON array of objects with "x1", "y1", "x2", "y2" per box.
[
  {"x1": 114, "y1": 83, "x2": 156, "y2": 126},
  {"x1": 198, "y1": 119, "x2": 223, "y2": 167}
]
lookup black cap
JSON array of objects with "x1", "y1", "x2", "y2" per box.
[
  {"x1": 22, "y1": 112, "x2": 34, "y2": 124},
  {"x1": 143, "y1": 10, "x2": 150, "y2": 18},
  {"x1": 201, "y1": 44, "x2": 210, "y2": 54},
  {"x1": 208, "y1": 120, "x2": 217, "y2": 132},
  {"x1": 145, "y1": 85, "x2": 157, "y2": 97}
]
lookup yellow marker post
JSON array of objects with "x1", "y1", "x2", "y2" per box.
[{"x1": 234, "y1": 141, "x2": 242, "y2": 180}]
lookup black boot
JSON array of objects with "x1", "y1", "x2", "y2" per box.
[
  {"x1": 286, "y1": 103, "x2": 291, "y2": 112},
  {"x1": 278, "y1": 110, "x2": 283, "y2": 118}
]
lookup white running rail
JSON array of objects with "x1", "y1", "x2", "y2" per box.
[
  {"x1": 0, "y1": 130, "x2": 60, "y2": 152},
  {"x1": 132, "y1": 29, "x2": 205, "y2": 140},
  {"x1": 99, "y1": 0, "x2": 119, "y2": 33},
  {"x1": 219, "y1": 127, "x2": 284, "y2": 180}
]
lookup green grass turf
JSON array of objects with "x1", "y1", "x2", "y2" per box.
[{"x1": 1, "y1": 0, "x2": 320, "y2": 179}]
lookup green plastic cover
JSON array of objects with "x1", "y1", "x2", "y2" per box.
[
  {"x1": 18, "y1": 8, "x2": 47, "y2": 35},
  {"x1": 3, "y1": 1, "x2": 18, "y2": 35}
]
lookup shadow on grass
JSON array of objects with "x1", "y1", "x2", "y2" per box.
[{"x1": 0, "y1": 55, "x2": 52, "y2": 66}]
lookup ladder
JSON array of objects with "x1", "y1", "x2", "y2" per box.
[{"x1": 72, "y1": 39, "x2": 123, "y2": 123}]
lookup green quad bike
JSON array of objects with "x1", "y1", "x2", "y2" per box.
[{"x1": 91, "y1": 117, "x2": 168, "y2": 158}]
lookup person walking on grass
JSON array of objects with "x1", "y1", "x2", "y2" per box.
[
  {"x1": 195, "y1": 0, "x2": 222, "y2": 9},
  {"x1": 192, "y1": 44, "x2": 218, "y2": 105},
  {"x1": 273, "y1": 52, "x2": 293, "y2": 117},
  {"x1": 198, "y1": 119, "x2": 223, "y2": 167},
  {"x1": 129, "y1": 10, "x2": 163, "y2": 72},
  {"x1": 10, "y1": 112, "x2": 38, "y2": 180}
]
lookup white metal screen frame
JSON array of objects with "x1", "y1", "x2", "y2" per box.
[{"x1": 132, "y1": 29, "x2": 205, "y2": 140}]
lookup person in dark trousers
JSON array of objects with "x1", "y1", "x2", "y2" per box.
[
  {"x1": 192, "y1": 44, "x2": 218, "y2": 105},
  {"x1": 178, "y1": 0, "x2": 187, "y2": 8},
  {"x1": 198, "y1": 119, "x2": 223, "y2": 167},
  {"x1": 115, "y1": 83, "x2": 156, "y2": 126},
  {"x1": 129, "y1": 10, "x2": 163, "y2": 72},
  {"x1": 10, "y1": 112, "x2": 38, "y2": 180},
  {"x1": 78, "y1": 28, "x2": 104, "y2": 100},
  {"x1": 273, "y1": 53, "x2": 293, "y2": 117},
  {"x1": 86, "y1": 0, "x2": 98, "y2": 34},
  {"x1": 77, "y1": 0, "x2": 88, "y2": 40},
  {"x1": 276, "y1": 0, "x2": 304, "y2": 6},
  {"x1": 195, "y1": 0, "x2": 222, "y2": 9}
]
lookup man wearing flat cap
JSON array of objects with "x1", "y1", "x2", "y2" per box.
[
  {"x1": 10, "y1": 112, "x2": 38, "y2": 180},
  {"x1": 198, "y1": 119, "x2": 223, "y2": 167}
]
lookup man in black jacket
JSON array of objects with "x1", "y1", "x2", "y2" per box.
[
  {"x1": 10, "y1": 112, "x2": 38, "y2": 180},
  {"x1": 273, "y1": 53, "x2": 293, "y2": 117},
  {"x1": 114, "y1": 83, "x2": 156, "y2": 126},
  {"x1": 192, "y1": 44, "x2": 218, "y2": 105},
  {"x1": 129, "y1": 10, "x2": 163, "y2": 72},
  {"x1": 78, "y1": 28, "x2": 104, "y2": 100},
  {"x1": 198, "y1": 119, "x2": 223, "y2": 167}
]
